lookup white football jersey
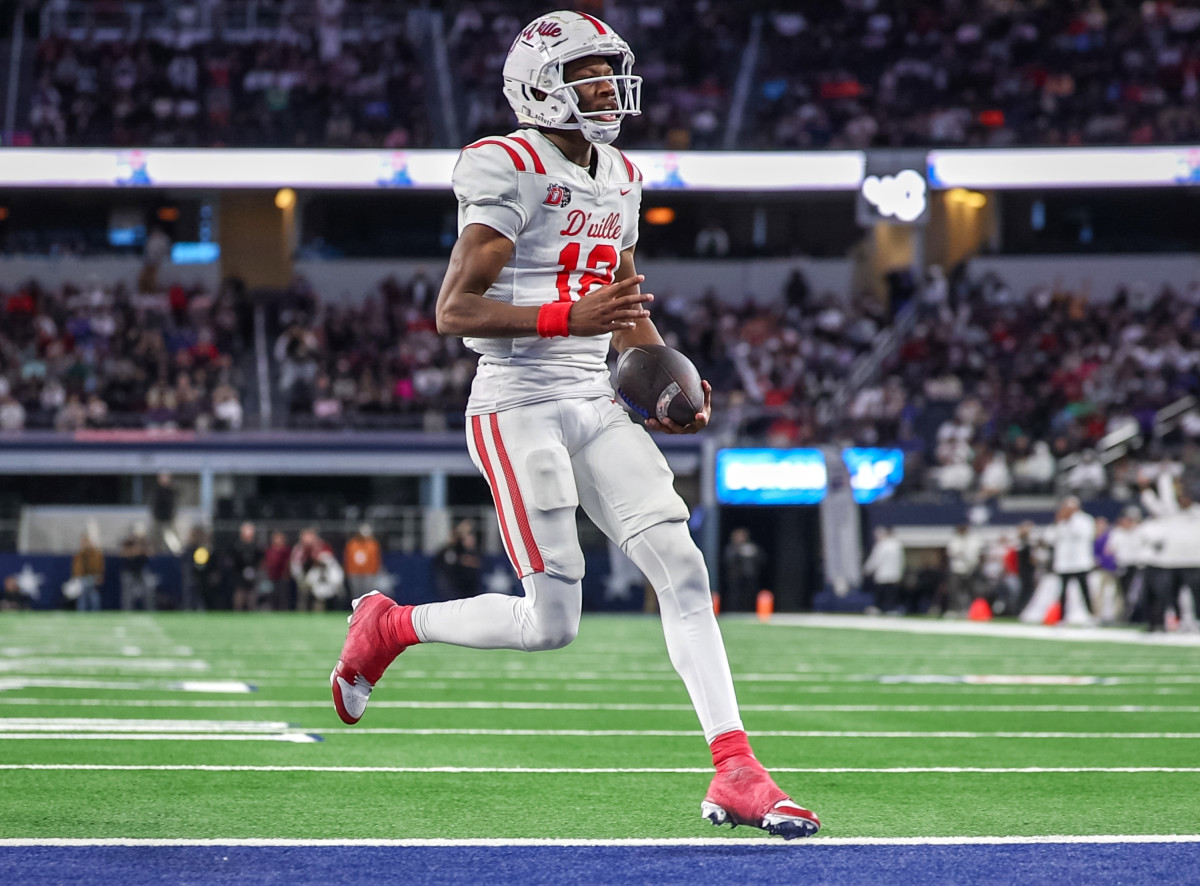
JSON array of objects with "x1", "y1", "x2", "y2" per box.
[{"x1": 451, "y1": 128, "x2": 643, "y2": 415}]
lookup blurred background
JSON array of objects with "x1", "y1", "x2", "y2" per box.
[{"x1": 1, "y1": 0, "x2": 1197, "y2": 625}]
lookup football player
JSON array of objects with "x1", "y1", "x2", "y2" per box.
[{"x1": 331, "y1": 9, "x2": 820, "y2": 839}]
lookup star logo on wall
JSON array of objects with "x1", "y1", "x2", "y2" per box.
[{"x1": 14, "y1": 564, "x2": 45, "y2": 600}]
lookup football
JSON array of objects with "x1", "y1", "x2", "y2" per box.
[{"x1": 615, "y1": 344, "x2": 705, "y2": 426}]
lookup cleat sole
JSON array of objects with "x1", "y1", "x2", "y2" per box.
[
  {"x1": 701, "y1": 800, "x2": 820, "y2": 839},
  {"x1": 701, "y1": 800, "x2": 727, "y2": 827}
]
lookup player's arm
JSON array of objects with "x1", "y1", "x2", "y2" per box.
[
  {"x1": 435, "y1": 225, "x2": 653, "y2": 338},
  {"x1": 611, "y1": 247, "x2": 712, "y2": 434},
  {"x1": 435, "y1": 224, "x2": 531, "y2": 337}
]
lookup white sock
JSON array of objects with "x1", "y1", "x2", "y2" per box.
[
  {"x1": 623, "y1": 521, "x2": 744, "y2": 742},
  {"x1": 410, "y1": 571, "x2": 582, "y2": 653}
]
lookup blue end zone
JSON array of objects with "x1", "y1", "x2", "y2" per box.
[{"x1": 2, "y1": 844, "x2": 1199, "y2": 886}]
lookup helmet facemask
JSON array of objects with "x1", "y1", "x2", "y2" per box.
[
  {"x1": 554, "y1": 55, "x2": 642, "y2": 145},
  {"x1": 504, "y1": 12, "x2": 643, "y2": 145}
]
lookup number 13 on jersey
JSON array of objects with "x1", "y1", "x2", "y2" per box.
[{"x1": 555, "y1": 242, "x2": 618, "y2": 302}]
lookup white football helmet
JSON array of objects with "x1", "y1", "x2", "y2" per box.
[{"x1": 503, "y1": 10, "x2": 642, "y2": 146}]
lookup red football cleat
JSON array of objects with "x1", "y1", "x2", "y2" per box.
[
  {"x1": 330, "y1": 591, "x2": 413, "y2": 725},
  {"x1": 701, "y1": 754, "x2": 821, "y2": 839}
]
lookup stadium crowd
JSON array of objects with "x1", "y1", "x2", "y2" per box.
[
  {"x1": 751, "y1": 0, "x2": 1200, "y2": 149},
  {"x1": 447, "y1": 0, "x2": 748, "y2": 149},
  {"x1": 31, "y1": 0, "x2": 429, "y2": 148},
  {"x1": 22, "y1": 0, "x2": 1200, "y2": 149},
  {"x1": 0, "y1": 275, "x2": 250, "y2": 432},
  {"x1": 6, "y1": 260, "x2": 1200, "y2": 506},
  {"x1": 849, "y1": 267, "x2": 1200, "y2": 502},
  {"x1": 266, "y1": 271, "x2": 477, "y2": 429}
]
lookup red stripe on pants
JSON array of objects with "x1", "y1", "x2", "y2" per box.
[
  {"x1": 472, "y1": 414, "x2": 522, "y2": 574},
  {"x1": 489, "y1": 413, "x2": 545, "y2": 573}
]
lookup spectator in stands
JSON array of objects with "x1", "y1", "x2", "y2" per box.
[
  {"x1": 723, "y1": 527, "x2": 765, "y2": 613},
  {"x1": 862, "y1": 526, "x2": 905, "y2": 615},
  {"x1": 1048, "y1": 496, "x2": 1097, "y2": 624},
  {"x1": 151, "y1": 473, "x2": 181, "y2": 554},
  {"x1": 1014, "y1": 521, "x2": 1039, "y2": 613},
  {"x1": 0, "y1": 395, "x2": 25, "y2": 432},
  {"x1": 977, "y1": 449, "x2": 1012, "y2": 500},
  {"x1": 1108, "y1": 507, "x2": 1144, "y2": 624},
  {"x1": 344, "y1": 523, "x2": 383, "y2": 600},
  {"x1": 291, "y1": 527, "x2": 342, "y2": 612},
  {"x1": 229, "y1": 521, "x2": 263, "y2": 612},
  {"x1": 184, "y1": 525, "x2": 221, "y2": 609},
  {"x1": 981, "y1": 535, "x2": 1019, "y2": 616},
  {"x1": 433, "y1": 519, "x2": 481, "y2": 601},
  {"x1": 1140, "y1": 477, "x2": 1200, "y2": 632},
  {"x1": 2, "y1": 574, "x2": 33, "y2": 611},
  {"x1": 118, "y1": 524, "x2": 153, "y2": 611},
  {"x1": 944, "y1": 524, "x2": 983, "y2": 616},
  {"x1": 139, "y1": 226, "x2": 172, "y2": 293},
  {"x1": 278, "y1": 332, "x2": 320, "y2": 420},
  {"x1": 1066, "y1": 450, "x2": 1108, "y2": 500},
  {"x1": 71, "y1": 530, "x2": 105, "y2": 612},
  {"x1": 1092, "y1": 516, "x2": 1122, "y2": 624},
  {"x1": 212, "y1": 382, "x2": 244, "y2": 430},
  {"x1": 262, "y1": 531, "x2": 293, "y2": 611},
  {"x1": 1013, "y1": 440, "x2": 1057, "y2": 494}
]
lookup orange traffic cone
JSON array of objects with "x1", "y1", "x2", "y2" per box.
[
  {"x1": 1043, "y1": 601, "x2": 1062, "y2": 626},
  {"x1": 967, "y1": 597, "x2": 992, "y2": 621},
  {"x1": 756, "y1": 590, "x2": 775, "y2": 622}
]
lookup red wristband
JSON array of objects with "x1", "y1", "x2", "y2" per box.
[{"x1": 537, "y1": 301, "x2": 572, "y2": 338}]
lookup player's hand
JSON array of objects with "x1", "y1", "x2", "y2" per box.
[
  {"x1": 647, "y1": 380, "x2": 712, "y2": 435},
  {"x1": 567, "y1": 274, "x2": 652, "y2": 336}
]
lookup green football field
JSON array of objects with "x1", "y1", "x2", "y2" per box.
[{"x1": 1, "y1": 611, "x2": 1199, "y2": 841}]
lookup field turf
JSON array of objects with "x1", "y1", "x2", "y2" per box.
[{"x1": 0, "y1": 610, "x2": 1198, "y2": 883}]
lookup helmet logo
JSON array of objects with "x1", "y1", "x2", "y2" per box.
[
  {"x1": 543, "y1": 183, "x2": 572, "y2": 207},
  {"x1": 523, "y1": 20, "x2": 563, "y2": 40}
]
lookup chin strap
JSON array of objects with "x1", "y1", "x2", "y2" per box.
[{"x1": 580, "y1": 120, "x2": 620, "y2": 145}]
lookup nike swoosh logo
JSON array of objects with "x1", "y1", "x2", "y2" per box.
[{"x1": 620, "y1": 188, "x2": 632, "y2": 196}]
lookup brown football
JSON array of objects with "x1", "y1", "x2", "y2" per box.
[{"x1": 615, "y1": 345, "x2": 704, "y2": 426}]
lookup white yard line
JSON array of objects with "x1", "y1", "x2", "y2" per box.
[
  {"x1": 211, "y1": 668, "x2": 1200, "y2": 685},
  {"x1": 1, "y1": 836, "x2": 1198, "y2": 847},
  {"x1": 0, "y1": 733, "x2": 319, "y2": 742},
  {"x1": 766, "y1": 614, "x2": 1200, "y2": 646},
  {"x1": 0, "y1": 719, "x2": 292, "y2": 732},
  {"x1": 2, "y1": 720, "x2": 1195, "y2": 738},
  {"x1": 0, "y1": 658, "x2": 210, "y2": 674},
  {"x1": 2, "y1": 698, "x2": 1199, "y2": 712},
  {"x1": 311, "y1": 728, "x2": 1200, "y2": 739},
  {"x1": 1, "y1": 764, "x2": 1196, "y2": 774},
  {"x1": 0, "y1": 679, "x2": 254, "y2": 693}
]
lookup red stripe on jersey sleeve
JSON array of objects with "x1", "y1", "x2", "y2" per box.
[
  {"x1": 509, "y1": 135, "x2": 547, "y2": 174},
  {"x1": 577, "y1": 12, "x2": 607, "y2": 34},
  {"x1": 619, "y1": 152, "x2": 642, "y2": 182},
  {"x1": 464, "y1": 139, "x2": 526, "y2": 172}
]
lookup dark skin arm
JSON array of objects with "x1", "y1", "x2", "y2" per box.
[{"x1": 434, "y1": 225, "x2": 711, "y2": 433}]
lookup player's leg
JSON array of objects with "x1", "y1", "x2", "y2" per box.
[
  {"x1": 573, "y1": 400, "x2": 820, "y2": 838},
  {"x1": 331, "y1": 403, "x2": 585, "y2": 723},
  {"x1": 414, "y1": 406, "x2": 585, "y2": 650}
]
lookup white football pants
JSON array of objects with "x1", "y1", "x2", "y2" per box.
[{"x1": 410, "y1": 397, "x2": 744, "y2": 740}]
